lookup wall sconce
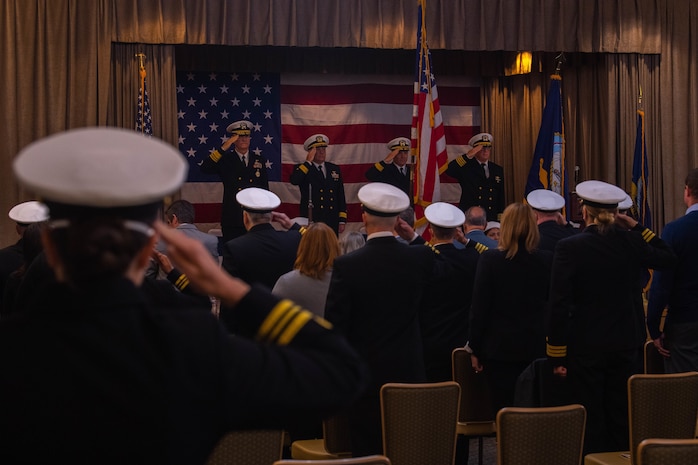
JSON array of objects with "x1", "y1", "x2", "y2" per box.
[{"x1": 504, "y1": 51, "x2": 533, "y2": 75}]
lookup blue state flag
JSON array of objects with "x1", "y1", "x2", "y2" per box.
[
  {"x1": 631, "y1": 109, "x2": 652, "y2": 228},
  {"x1": 525, "y1": 75, "x2": 567, "y2": 213}
]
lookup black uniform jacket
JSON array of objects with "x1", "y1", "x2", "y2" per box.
[
  {"x1": 200, "y1": 147, "x2": 268, "y2": 240},
  {"x1": 537, "y1": 220, "x2": 579, "y2": 253},
  {"x1": 547, "y1": 224, "x2": 677, "y2": 363},
  {"x1": 364, "y1": 161, "x2": 412, "y2": 198},
  {"x1": 445, "y1": 155, "x2": 505, "y2": 221},
  {"x1": 222, "y1": 223, "x2": 302, "y2": 290},
  {"x1": 0, "y1": 278, "x2": 368, "y2": 465},
  {"x1": 290, "y1": 161, "x2": 347, "y2": 233},
  {"x1": 469, "y1": 247, "x2": 553, "y2": 362}
]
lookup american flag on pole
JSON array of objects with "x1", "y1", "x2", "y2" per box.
[
  {"x1": 136, "y1": 63, "x2": 153, "y2": 136},
  {"x1": 411, "y1": 0, "x2": 449, "y2": 230},
  {"x1": 176, "y1": 72, "x2": 480, "y2": 232}
]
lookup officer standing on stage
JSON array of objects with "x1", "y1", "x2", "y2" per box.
[
  {"x1": 446, "y1": 132, "x2": 505, "y2": 221},
  {"x1": 365, "y1": 137, "x2": 412, "y2": 198},
  {"x1": 199, "y1": 120, "x2": 269, "y2": 243},
  {"x1": 290, "y1": 134, "x2": 347, "y2": 234}
]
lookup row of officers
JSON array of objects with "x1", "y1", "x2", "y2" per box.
[{"x1": 200, "y1": 120, "x2": 505, "y2": 241}]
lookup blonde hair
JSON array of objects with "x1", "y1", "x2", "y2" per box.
[
  {"x1": 295, "y1": 222, "x2": 341, "y2": 279},
  {"x1": 583, "y1": 205, "x2": 616, "y2": 235},
  {"x1": 498, "y1": 202, "x2": 539, "y2": 259}
]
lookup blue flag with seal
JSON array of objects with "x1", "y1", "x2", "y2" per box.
[
  {"x1": 631, "y1": 109, "x2": 652, "y2": 228},
  {"x1": 525, "y1": 74, "x2": 568, "y2": 215}
]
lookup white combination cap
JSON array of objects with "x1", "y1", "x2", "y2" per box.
[
  {"x1": 425, "y1": 202, "x2": 465, "y2": 228},
  {"x1": 575, "y1": 180, "x2": 628, "y2": 209},
  {"x1": 13, "y1": 128, "x2": 187, "y2": 213},
  {"x1": 303, "y1": 134, "x2": 329, "y2": 151},
  {"x1": 485, "y1": 221, "x2": 501, "y2": 232},
  {"x1": 618, "y1": 194, "x2": 633, "y2": 211},
  {"x1": 358, "y1": 182, "x2": 410, "y2": 217},
  {"x1": 236, "y1": 187, "x2": 281, "y2": 213},
  {"x1": 468, "y1": 133, "x2": 493, "y2": 147},
  {"x1": 226, "y1": 120, "x2": 253, "y2": 135},
  {"x1": 387, "y1": 137, "x2": 411, "y2": 152},
  {"x1": 8, "y1": 201, "x2": 49, "y2": 224},
  {"x1": 527, "y1": 189, "x2": 565, "y2": 212}
]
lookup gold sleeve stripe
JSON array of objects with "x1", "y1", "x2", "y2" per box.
[
  {"x1": 314, "y1": 317, "x2": 333, "y2": 330},
  {"x1": 546, "y1": 343, "x2": 567, "y2": 357},
  {"x1": 277, "y1": 311, "x2": 313, "y2": 345},
  {"x1": 374, "y1": 162, "x2": 384, "y2": 171},
  {"x1": 456, "y1": 155, "x2": 466, "y2": 167},
  {"x1": 258, "y1": 299, "x2": 295, "y2": 340},
  {"x1": 174, "y1": 274, "x2": 189, "y2": 290},
  {"x1": 299, "y1": 226, "x2": 307, "y2": 235},
  {"x1": 210, "y1": 150, "x2": 222, "y2": 163},
  {"x1": 268, "y1": 305, "x2": 302, "y2": 341},
  {"x1": 475, "y1": 243, "x2": 488, "y2": 254},
  {"x1": 641, "y1": 228, "x2": 656, "y2": 242},
  {"x1": 339, "y1": 212, "x2": 348, "y2": 219},
  {"x1": 299, "y1": 164, "x2": 309, "y2": 174}
]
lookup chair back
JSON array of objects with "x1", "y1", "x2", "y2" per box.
[
  {"x1": 206, "y1": 429, "x2": 285, "y2": 465},
  {"x1": 452, "y1": 348, "x2": 494, "y2": 422},
  {"x1": 496, "y1": 404, "x2": 586, "y2": 465},
  {"x1": 380, "y1": 381, "x2": 460, "y2": 465},
  {"x1": 323, "y1": 413, "x2": 352, "y2": 454},
  {"x1": 636, "y1": 438, "x2": 698, "y2": 465},
  {"x1": 628, "y1": 372, "x2": 698, "y2": 464},
  {"x1": 643, "y1": 340, "x2": 665, "y2": 374},
  {"x1": 274, "y1": 455, "x2": 391, "y2": 465}
]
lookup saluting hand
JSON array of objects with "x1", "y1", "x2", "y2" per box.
[
  {"x1": 466, "y1": 144, "x2": 482, "y2": 159},
  {"x1": 384, "y1": 148, "x2": 400, "y2": 163},
  {"x1": 653, "y1": 335, "x2": 670, "y2": 357},
  {"x1": 306, "y1": 147, "x2": 317, "y2": 163},
  {"x1": 221, "y1": 133, "x2": 239, "y2": 151}
]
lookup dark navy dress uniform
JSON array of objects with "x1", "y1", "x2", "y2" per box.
[
  {"x1": 537, "y1": 220, "x2": 579, "y2": 253},
  {"x1": 547, "y1": 219, "x2": 676, "y2": 454},
  {"x1": 365, "y1": 161, "x2": 412, "y2": 198},
  {"x1": 446, "y1": 155, "x2": 505, "y2": 221},
  {"x1": 290, "y1": 160, "x2": 347, "y2": 234},
  {"x1": 199, "y1": 146, "x2": 268, "y2": 242}
]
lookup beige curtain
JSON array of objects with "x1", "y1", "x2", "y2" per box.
[
  {"x1": 0, "y1": 0, "x2": 113, "y2": 243},
  {"x1": 112, "y1": 0, "x2": 661, "y2": 53}
]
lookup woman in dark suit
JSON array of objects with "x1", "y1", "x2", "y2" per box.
[
  {"x1": 546, "y1": 180, "x2": 677, "y2": 455},
  {"x1": 469, "y1": 202, "x2": 553, "y2": 414}
]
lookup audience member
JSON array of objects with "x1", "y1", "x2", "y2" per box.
[
  {"x1": 485, "y1": 221, "x2": 500, "y2": 243},
  {"x1": 0, "y1": 201, "x2": 49, "y2": 315},
  {"x1": 547, "y1": 180, "x2": 676, "y2": 455},
  {"x1": 469, "y1": 203, "x2": 553, "y2": 414},
  {"x1": 1, "y1": 127, "x2": 367, "y2": 465},
  {"x1": 221, "y1": 188, "x2": 302, "y2": 290},
  {"x1": 1, "y1": 221, "x2": 45, "y2": 315},
  {"x1": 464, "y1": 206, "x2": 498, "y2": 249},
  {"x1": 526, "y1": 189, "x2": 578, "y2": 253},
  {"x1": 647, "y1": 168, "x2": 698, "y2": 373},
  {"x1": 272, "y1": 222, "x2": 340, "y2": 318},
  {"x1": 339, "y1": 231, "x2": 366, "y2": 255},
  {"x1": 325, "y1": 182, "x2": 436, "y2": 457}
]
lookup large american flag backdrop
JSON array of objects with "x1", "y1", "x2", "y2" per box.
[{"x1": 176, "y1": 71, "x2": 480, "y2": 231}]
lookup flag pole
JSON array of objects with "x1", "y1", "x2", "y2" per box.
[{"x1": 136, "y1": 53, "x2": 147, "y2": 135}]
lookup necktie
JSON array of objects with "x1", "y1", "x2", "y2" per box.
[
  {"x1": 399, "y1": 166, "x2": 405, "y2": 175},
  {"x1": 241, "y1": 154, "x2": 248, "y2": 167},
  {"x1": 481, "y1": 163, "x2": 489, "y2": 179},
  {"x1": 318, "y1": 164, "x2": 325, "y2": 178}
]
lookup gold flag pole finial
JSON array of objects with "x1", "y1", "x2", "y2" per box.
[
  {"x1": 554, "y1": 52, "x2": 566, "y2": 75},
  {"x1": 135, "y1": 53, "x2": 146, "y2": 69},
  {"x1": 638, "y1": 85, "x2": 643, "y2": 107}
]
